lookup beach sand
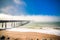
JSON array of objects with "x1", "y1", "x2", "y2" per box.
[{"x1": 0, "y1": 29, "x2": 60, "y2": 40}]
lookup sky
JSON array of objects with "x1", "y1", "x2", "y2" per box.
[
  {"x1": 0, "y1": 0, "x2": 60, "y2": 22},
  {"x1": 25, "y1": 0, "x2": 60, "y2": 16},
  {"x1": 0, "y1": 0, "x2": 60, "y2": 16}
]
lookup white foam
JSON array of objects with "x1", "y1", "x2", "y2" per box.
[{"x1": 6, "y1": 28, "x2": 60, "y2": 36}]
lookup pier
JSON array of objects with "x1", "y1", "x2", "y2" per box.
[{"x1": 0, "y1": 20, "x2": 30, "y2": 29}]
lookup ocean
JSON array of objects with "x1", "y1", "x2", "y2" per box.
[{"x1": 21, "y1": 22, "x2": 60, "y2": 30}]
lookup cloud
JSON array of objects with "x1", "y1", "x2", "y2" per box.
[
  {"x1": 1, "y1": 6, "x2": 17, "y2": 15},
  {"x1": 0, "y1": 0, "x2": 27, "y2": 15},
  {"x1": 12, "y1": 15, "x2": 60, "y2": 22},
  {"x1": 14, "y1": 0, "x2": 21, "y2": 4},
  {"x1": 13, "y1": 0, "x2": 26, "y2": 6},
  {"x1": 0, "y1": 13, "x2": 60, "y2": 22}
]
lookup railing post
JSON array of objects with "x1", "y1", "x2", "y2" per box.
[
  {"x1": 11, "y1": 22, "x2": 13, "y2": 28},
  {"x1": 2, "y1": 23, "x2": 3, "y2": 28},
  {"x1": 5, "y1": 22, "x2": 7, "y2": 29},
  {"x1": 14, "y1": 22, "x2": 15, "y2": 28}
]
